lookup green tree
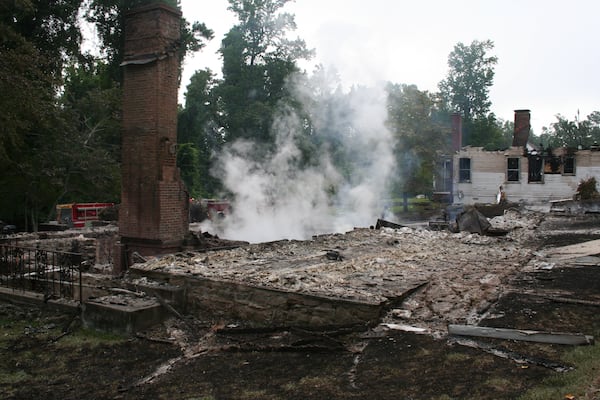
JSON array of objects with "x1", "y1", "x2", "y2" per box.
[
  {"x1": 86, "y1": 0, "x2": 213, "y2": 82},
  {"x1": 177, "y1": 69, "x2": 224, "y2": 197},
  {"x1": 499, "y1": 118, "x2": 515, "y2": 147},
  {"x1": 463, "y1": 114, "x2": 510, "y2": 150},
  {"x1": 62, "y1": 59, "x2": 122, "y2": 159},
  {"x1": 176, "y1": 143, "x2": 201, "y2": 198},
  {"x1": 59, "y1": 59, "x2": 122, "y2": 202},
  {"x1": 217, "y1": 0, "x2": 313, "y2": 147},
  {"x1": 438, "y1": 40, "x2": 498, "y2": 122},
  {"x1": 0, "y1": 0, "x2": 84, "y2": 164},
  {"x1": 0, "y1": 0, "x2": 90, "y2": 229},
  {"x1": 386, "y1": 83, "x2": 448, "y2": 195},
  {"x1": 538, "y1": 112, "x2": 600, "y2": 148},
  {"x1": 2, "y1": 0, "x2": 84, "y2": 78},
  {"x1": 587, "y1": 111, "x2": 600, "y2": 144}
]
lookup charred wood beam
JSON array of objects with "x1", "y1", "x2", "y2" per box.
[
  {"x1": 218, "y1": 342, "x2": 345, "y2": 353},
  {"x1": 375, "y1": 219, "x2": 405, "y2": 230},
  {"x1": 448, "y1": 324, "x2": 594, "y2": 345},
  {"x1": 449, "y1": 337, "x2": 574, "y2": 372},
  {"x1": 135, "y1": 332, "x2": 176, "y2": 345},
  {"x1": 545, "y1": 295, "x2": 600, "y2": 307}
]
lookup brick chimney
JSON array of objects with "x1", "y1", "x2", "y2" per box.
[
  {"x1": 116, "y1": 3, "x2": 189, "y2": 269},
  {"x1": 451, "y1": 112, "x2": 463, "y2": 152},
  {"x1": 512, "y1": 109, "x2": 531, "y2": 147}
]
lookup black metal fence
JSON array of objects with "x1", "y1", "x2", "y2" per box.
[{"x1": 0, "y1": 244, "x2": 82, "y2": 303}]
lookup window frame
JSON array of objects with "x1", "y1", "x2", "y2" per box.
[
  {"x1": 458, "y1": 157, "x2": 471, "y2": 183},
  {"x1": 528, "y1": 155, "x2": 544, "y2": 183},
  {"x1": 562, "y1": 155, "x2": 576, "y2": 175},
  {"x1": 506, "y1": 157, "x2": 520, "y2": 182}
]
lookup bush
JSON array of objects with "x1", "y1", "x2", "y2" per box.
[{"x1": 576, "y1": 177, "x2": 599, "y2": 200}]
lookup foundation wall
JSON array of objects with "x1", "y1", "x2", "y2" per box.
[{"x1": 128, "y1": 268, "x2": 383, "y2": 328}]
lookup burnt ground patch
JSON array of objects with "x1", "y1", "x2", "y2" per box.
[
  {"x1": 540, "y1": 233, "x2": 600, "y2": 248},
  {"x1": 0, "y1": 304, "x2": 182, "y2": 400},
  {"x1": 517, "y1": 264, "x2": 600, "y2": 298},
  {"x1": 538, "y1": 214, "x2": 600, "y2": 247},
  {"x1": 0, "y1": 299, "x2": 567, "y2": 400},
  {"x1": 125, "y1": 330, "x2": 549, "y2": 400}
]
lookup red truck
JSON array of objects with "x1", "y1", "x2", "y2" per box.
[
  {"x1": 56, "y1": 203, "x2": 115, "y2": 228},
  {"x1": 189, "y1": 199, "x2": 230, "y2": 222}
]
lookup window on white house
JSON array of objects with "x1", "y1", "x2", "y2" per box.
[
  {"x1": 507, "y1": 157, "x2": 520, "y2": 182},
  {"x1": 459, "y1": 158, "x2": 471, "y2": 182},
  {"x1": 528, "y1": 155, "x2": 543, "y2": 182},
  {"x1": 563, "y1": 156, "x2": 575, "y2": 175}
]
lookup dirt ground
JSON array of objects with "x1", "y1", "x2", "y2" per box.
[{"x1": 1, "y1": 212, "x2": 600, "y2": 400}]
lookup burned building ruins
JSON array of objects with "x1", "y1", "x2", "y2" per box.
[{"x1": 440, "y1": 110, "x2": 600, "y2": 205}]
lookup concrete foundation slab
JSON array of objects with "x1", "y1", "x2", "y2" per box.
[{"x1": 82, "y1": 295, "x2": 167, "y2": 335}]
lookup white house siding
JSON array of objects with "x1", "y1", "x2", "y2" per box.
[{"x1": 453, "y1": 147, "x2": 600, "y2": 205}]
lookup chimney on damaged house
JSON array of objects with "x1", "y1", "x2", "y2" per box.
[
  {"x1": 512, "y1": 109, "x2": 531, "y2": 147},
  {"x1": 451, "y1": 112, "x2": 463, "y2": 152}
]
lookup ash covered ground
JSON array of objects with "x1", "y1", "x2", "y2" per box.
[{"x1": 133, "y1": 208, "x2": 546, "y2": 334}]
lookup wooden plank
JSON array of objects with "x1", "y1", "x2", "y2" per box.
[{"x1": 448, "y1": 324, "x2": 594, "y2": 345}]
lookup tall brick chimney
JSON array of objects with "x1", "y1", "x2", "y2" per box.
[
  {"x1": 451, "y1": 112, "x2": 463, "y2": 152},
  {"x1": 116, "y1": 3, "x2": 189, "y2": 269},
  {"x1": 512, "y1": 109, "x2": 531, "y2": 147}
]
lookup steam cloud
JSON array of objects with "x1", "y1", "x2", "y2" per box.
[{"x1": 202, "y1": 77, "x2": 397, "y2": 243}]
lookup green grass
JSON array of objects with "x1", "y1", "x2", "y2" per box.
[
  {"x1": 430, "y1": 395, "x2": 455, "y2": 400},
  {"x1": 388, "y1": 197, "x2": 445, "y2": 215},
  {"x1": 57, "y1": 328, "x2": 125, "y2": 348},
  {"x1": 519, "y1": 343, "x2": 600, "y2": 400},
  {"x1": 0, "y1": 369, "x2": 30, "y2": 385},
  {"x1": 0, "y1": 314, "x2": 123, "y2": 349},
  {"x1": 485, "y1": 377, "x2": 513, "y2": 391},
  {"x1": 444, "y1": 352, "x2": 471, "y2": 363}
]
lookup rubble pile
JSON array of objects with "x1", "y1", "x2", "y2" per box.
[{"x1": 134, "y1": 209, "x2": 542, "y2": 333}]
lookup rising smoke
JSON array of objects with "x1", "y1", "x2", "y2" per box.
[{"x1": 202, "y1": 74, "x2": 398, "y2": 243}]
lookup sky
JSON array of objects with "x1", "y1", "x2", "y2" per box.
[{"x1": 178, "y1": 0, "x2": 600, "y2": 134}]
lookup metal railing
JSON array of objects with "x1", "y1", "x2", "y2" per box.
[{"x1": 0, "y1": 244, "x2": 82, "y2": 303}]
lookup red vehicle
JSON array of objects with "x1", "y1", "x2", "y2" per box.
[
  {"x1": 56, "y1": 203, "x2": 114, "y2": 228},
  {"x1": 203, "y1": 199, "x2": 230, "y2": 219},
  {"x1": 189, "y1": 199, "x2": 230, "y2": 222}
]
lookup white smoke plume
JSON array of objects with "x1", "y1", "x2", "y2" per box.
[{"x1": 203, "y1": 77, "x2": 397, "y2": 243}]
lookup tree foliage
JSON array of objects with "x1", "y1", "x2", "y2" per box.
[
  {"x1": 538, "y1": 112, "x2": 600, "y2": 149},
  {"x1": 86, "y1": 0, "x2": 213, "y2": 82},
  {"x1": 1, "y1": 0, "x2": 83, "y2": 78},
  {"x1": 463, "y1": 114, "x2": 511, "y2": 150},
  {"x1": 0, "y1": 0, "x2": 212, "y2": 229},
  {"x1": 177, "y1": 69, "x2": 224, "y2": 197},
  {"x1": 0, "y1": 0, "x2": 89, "y2": 229},
  {"x1": 227, "y1": 0, "x2": 311, "y2": 66},
  {"x1": 0, "y1": 0, "x2": 84, "y2": 164},
  {"x1": 217, "y1": 0, "x2": 313, "y2": 146},
  {"x1": 438, "y1": 40, "x2": 497, "y2": 122},
  {"x1": 386, "y1": 84, "x2": 449, "y2": 194}
]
